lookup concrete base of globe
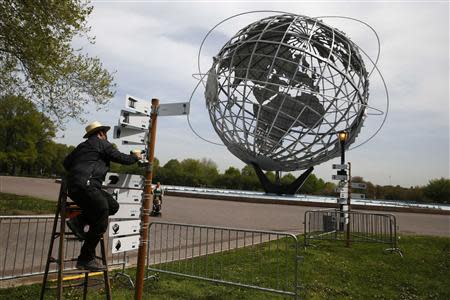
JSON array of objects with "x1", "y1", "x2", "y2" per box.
[{"x1": 252, "y1": 163, "x2": 314, "y2": 195}]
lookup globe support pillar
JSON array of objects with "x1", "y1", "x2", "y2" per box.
[{"x1": 252, "y1": 163, "x2": 314, "y2": 195}]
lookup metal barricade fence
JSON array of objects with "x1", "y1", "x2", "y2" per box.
[
  {"x1": 0, "y1": 216, "x2": 127, "y2": 281},
  {"x1": 304, "y1": 209, "x2": 399, "y2": 251},
  {"x1": 146, "y1": 221, "x2": 301, "y2": 298}
]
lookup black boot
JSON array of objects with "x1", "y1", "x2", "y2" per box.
[
  {"x1": 66, "y1": 215, "x2": 87, "y2": 240},
  {"x1": 76, "y1": 258, "x2": 106, "y2": 271}
]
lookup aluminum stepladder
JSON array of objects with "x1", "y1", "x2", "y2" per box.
[{"x1": 39, "y1": 178, "x2": 112, "y2": 300}]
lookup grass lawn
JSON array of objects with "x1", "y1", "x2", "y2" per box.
[
  {"x1": 0, "y1": 192, "x2": 55, "y2": 215},
  {"x1": 1, "y1": 234, "x2": 449, "y2": 299}
]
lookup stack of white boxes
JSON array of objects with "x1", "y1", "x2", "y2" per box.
[{"x1": 104, "y1": 172, "x2": 144, "y2": 254}]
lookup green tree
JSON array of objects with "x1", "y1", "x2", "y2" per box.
[
  {"x1": 241, "y1": 165, "x2": 260, "y2": 191},
  {"x1": 178, "y1": 158, "x2": 219, "y2": 187},
  {"x1": 351, "y1": 176, "x2": 375, "y2": 199},
  {"x1": 0, "y1": 0, "x2": 114, "y2": 124},
  {"x1": 280, "y1": 173, "x2": 296, "y2": 186},
  {"x1": 0, "y1": 95, "x2": 56, "y2": 175},
  {"x1": 158, "y1": 159, "x2": 182, "y2": 185},
  {"x1": 423, "y1": 178, "x2": 450, "y2": 204},
  {"x1": 322, "y1": 181, "x2": 337, "y2": 196},
  {"x1": 215, "y1": 167, "x2": 241, "y2": 189},
  {"x1": 49, "y1": 143, "x2": 75, "y2": 176},
  {"x1": 299, "y1": 174, "x2": 326, "y2": 194}
]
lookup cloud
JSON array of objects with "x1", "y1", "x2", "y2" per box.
[{"x1": 56, "y1": 2, "x2": 449, "y2": 187}]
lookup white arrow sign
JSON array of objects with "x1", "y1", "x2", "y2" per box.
[
  {"x1": 113, "y1": 126, "x2": 147, "y2": 145},
  {"x1": 109, "y1": 220, "x2": 140, "y2": 237},
  {"x1": 112, "y1": 235, "x2": 140, "y2": 254},
  {"x1": 125, "y1": 95, "x2": 151, "y2": 116},
  {"x1": 119, "y1": 110, "x2": 149, "y2": 130},
  {"x1": 337, "y1": 198, "x2": 347, "y2": 204},
  {"x1": 159, "y1": 102, "x2": 190, "y2": 116},
  {"x1": 332, "y1": 164, "x2": 348, "y2": 170},
  {"x1": 351, "y1": 193, "x2": 366, "y2": 199},
  {"x1": 104, "y1": 173, "x2": 144, "y2": 189},
  {"x1": 110, "y1": 203, "x2": 141, "y2": 219},
  {"x1": 335, "y1": 187, "x2": 349, "y2": 193},
  {"x1": 332, "y1": 174, "x2": 348, "y2": 181},
  {"x1": 351, "y1": 182, "x2": 367, "y2": 189}
]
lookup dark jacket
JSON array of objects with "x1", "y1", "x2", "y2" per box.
[{"x1": 63, "y1": 135, "x2": 138, "y2": 189}]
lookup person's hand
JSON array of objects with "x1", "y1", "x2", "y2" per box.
[{"x1": 131, "y1": 149, "x2": 143, "y2": 159}]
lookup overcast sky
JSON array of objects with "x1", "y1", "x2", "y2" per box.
[{"x1": 56, "y1": 0, "x2": 449, "y2": 187}]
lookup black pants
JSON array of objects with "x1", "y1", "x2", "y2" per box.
[{"x1": 68, "y1": 185, "x2": 119, "y2": 261}]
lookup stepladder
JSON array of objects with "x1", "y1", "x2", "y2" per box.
[{"x1": 40, "y1": 178, "x2": 112, "y2": 300}]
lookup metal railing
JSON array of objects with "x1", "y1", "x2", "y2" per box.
[
  {"x1": 0, "y1": 216, "x2": 127, "y2": 282},
  {"x1": 304, "y1": 209, "x2": 401, "y2": 254},
  {"x1": 146, "y1": 221, "x2": 301, "y2": 298}
]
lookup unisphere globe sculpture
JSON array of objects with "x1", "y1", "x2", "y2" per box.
[{"x1": 204, "y1": 14, "x2": 369, "y2": 172}]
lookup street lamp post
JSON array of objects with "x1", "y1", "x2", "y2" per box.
[
  {"x1": 337, "y1": 131, "x2": 348, "y2": 232},
  {"x1": 338, "y1": 131, "x2": 348, "y2": 165}
]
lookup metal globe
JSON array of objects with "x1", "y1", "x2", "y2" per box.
[{"x1": 204, "y1": 14, "x2": 369, "y2": 171}]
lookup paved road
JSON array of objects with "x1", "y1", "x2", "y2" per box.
[
  {"x1": 1, "y1": 176, "x2": 449, "y2": 236},
  {"x1": 0, "y1": 176, "x2": 60, "y2": 201}
]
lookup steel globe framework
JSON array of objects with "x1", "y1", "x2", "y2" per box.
[{"x1": 204, "y1": 14, "x2": 369, "y2": 172}]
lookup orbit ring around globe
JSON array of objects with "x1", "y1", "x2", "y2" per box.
[{"x1": 188, "y1": 11, "x2": 389, "y2": 172}]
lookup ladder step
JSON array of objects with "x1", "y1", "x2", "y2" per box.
[
  {"x1": 46, "y1": 280, "x2": 106, "y2": 289},
  {"x1": 44, "y1": 282, "x2": 85, "y2": 289},
  {"x1": 60, "y1": 271, "x2": 105, "y2": 281},
  {"x1": 61, "y1": 269, "x2": 93, "y2": 275},
  {"x1": 48, "y1": 257, "x2": 78, "y2": 264},
  {"x1": 52, "y1": 232, "x2": 84, "y2": 240}
]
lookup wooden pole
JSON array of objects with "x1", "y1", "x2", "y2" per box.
[{"x1": 135, "y1": 98, "x2": 159, "y2": 300}]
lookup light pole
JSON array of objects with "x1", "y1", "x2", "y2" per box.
[
  {"x1": 337, "y1": 131, "x2": 348, "y2": 232},
  {"x1": 338, "y1": 131, "x2": 348, "y2": 165}
]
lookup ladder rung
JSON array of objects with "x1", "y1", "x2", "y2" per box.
[
  {"x1": 48, "y1": 257, "x2": 79, "y2": 264},
  {"x1": 60, "y1": 271, "x2": 104, "y2": 282},
  {"x1": 53, "y1": 232, "x2": 83, "y2": 237},
  {"x1": 45, "y1": 282, "x2": 86, "y2": 289},
  {"x1": 65, "y1": 236, "x2": 84, "y2": 241},
  {"x1": 62, "y1": 269, "x2": 107, "y2": 275}
]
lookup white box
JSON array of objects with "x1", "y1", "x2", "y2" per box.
[
  {"x1": 119, "y1": 110, "x2": 149, "y2": 130},
  {"x1": 109, "y1": 220, "x2": 140, "y2": 237},
  {"x1": 126, "y1": 94, "x2": 151, "y2": 116},
  {"x1": 108, "y1": 188, "x2": 143, "y2": 204},
  {"x1": 104, "y1": 173, "x2": 144, "y2": 189},
  {"x1": 113, "y1": 126, "x2": 147, "y2": 145},
  {"x1": 111, "y1": 234, "x2": 140, "y2": 253},
  {"x1": 110, "y1": 204, "x2": 141, "y2": 219}
]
